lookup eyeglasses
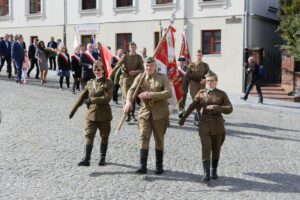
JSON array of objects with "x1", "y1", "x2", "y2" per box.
[
  {"x1": 94, "y1": 69, "x2": 102, "y2": 72},
  {"x1": 206, "y1": 80, "x2": 216, "y2": 82}
]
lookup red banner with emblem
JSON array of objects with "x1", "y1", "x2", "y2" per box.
[
  {"x1": 154, "y1": 26, "x2": 183, "y2": 105},
  {"x1": 179, "y1": 29, "x2": 191, "y2": 65},
  {"x1": 101, "y1": 44, "x2": 114, "y2": 78}
]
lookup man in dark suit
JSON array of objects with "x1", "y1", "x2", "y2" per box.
[
  {"x1": 241, "y1": 56, "x2": 264, "y2": 103},
  {"x1": 11, "y1": 34, "x2": 24, "y2": 83},
  {"x1": 47, "y1": 36, "x2": 58, "y2": 70},
  {"x1": 95, "y1": 42, "x2": 102, "y2": 61},
  {"x1": 27, "y1": 38, "x2": 39, "y2": 79},
  {"x1": 80, "y1": 43, "x2": 99, "y2": 89},
  {"x1": 0, "y1": 34, "x2": 12, "y2": 78}
]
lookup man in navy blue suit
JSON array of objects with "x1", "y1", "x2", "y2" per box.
[
  {"x1": 0, "y1": 34, "x2": 12, "y2": 79},
  {"x1": 47, "y1": 36, "x2": 58, "y2": 70},
  {"x1": 11, "y1": 34, "x2": 24, "y2": 83}
]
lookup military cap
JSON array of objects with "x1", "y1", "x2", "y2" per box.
[
  {"x1": 144, "y1": 56, "x2": 155, "y2": 64},
  {"x1": 205, "y1": 70, "x2": 218, "y2": 81},
  {"x1": 178, "y1": 57, "x2": 186, "y2": 61}
]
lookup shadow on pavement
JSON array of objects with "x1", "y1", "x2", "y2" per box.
[
  {"x1": 209, "y1": 173, "x2": 300, "y2": 193},
  {"x1": 226, "y1": 122, "x2": 299, "y2": 133},
  {"x1": 226, "y1": 129, "x2": 300, "y2": 142}
]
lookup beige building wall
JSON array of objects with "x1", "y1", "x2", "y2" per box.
[{"x1": 188, "y1": 16, "x2": 244, "y2": 92}]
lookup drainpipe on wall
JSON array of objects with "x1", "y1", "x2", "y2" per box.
[
  {"x1": 242, "y1": 0, "x2": 249, "y2": 93},
  {"x1": 63, "y1": 0, "x2": 67, "y2": 46}
]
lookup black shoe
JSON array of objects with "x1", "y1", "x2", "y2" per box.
[
  {"x1": 27, "y1": 73, "x2": 30, "y2": 78},
  {"x1": 240, "y1": 96, "x2": 247, "y2": 101},
  {"x1": 155, "y1": 149, "x2": 164, "y2": 174},
  {"x1": 98, "y1": 144, "x2": 108, "y2": 166},
  {"x1": 178, "y1": 110, "x2": 185, "y2": 118},
  {"x1": 257, "y1": 100, "x2": 263, "y2": 104},
  {"x1": 202, "y1": 160, "x2": 211, "y2": 182},
  {"x1": 131, "y1": 113, "x2": 137, "y2": 121},
  {"x1": 135, "y1": 149, "x2": 149, "y2": 174},
  {"x1": 78, "y1": 144, "x2": 93, "y2": 167},
  {"x1": 126, "y1": 113, "x2": 131, "y2": 122},
  {"x1": 78, "y1": 160, "x2": 90, "y2": 166},
  {"x1": 211, "y1": 159, "x2": 219, "y2": 179},
  {"x1": 35, "y1": 77, "x2": 40, "y2": 79}
]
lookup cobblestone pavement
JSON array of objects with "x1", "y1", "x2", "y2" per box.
[{"x1": 0, "y1": 74, "x2": 300, "y2": 200}]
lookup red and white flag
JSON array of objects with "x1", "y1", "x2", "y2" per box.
[
  {"x1": 154, "y1": 26, "x2": 183, "y2": 108},
  {"x1": 101, "y1": 44, "x2": 114, "y2": 78},
  {"x1": 179, "y1": 27, "x2": 191, "y2": 65}
]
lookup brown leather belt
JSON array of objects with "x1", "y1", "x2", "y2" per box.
[{"x1": 143, "y1": 101, "x2": 164, "y2": 107}]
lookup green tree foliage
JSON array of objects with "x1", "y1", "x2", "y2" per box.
[{"x1": 280, "y1": 0, "x2": 300, "y2": 61}]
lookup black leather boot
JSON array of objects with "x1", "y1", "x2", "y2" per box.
[
  {"x1": 131, "y1": 113, "x2": 137, "y2": 121},
  {"x1": 202, "y1": 160, "x2": 211, "y2": 182},
  {"x1": 135, "y1": 149, "x2": 149, "y2": 174},
  {"x1": 78, "y1": 144, "x2": 93, "y2": 166},
  {"x1": 126, "y1": 112, "x2": 131, "y2": 122},
  {"x1": 211, "y1": 159, "x2": 219, "y2": 179},
  {"x1": 155, "y1": 149, "x2": 164, "y2": 174},
  {"x1": 98, "y1": 144, "x2": 108, "y2": 166}
]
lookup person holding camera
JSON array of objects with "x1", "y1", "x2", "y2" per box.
[{"x1": 69, "y1": 61, "x2": 113, "y2": 167}]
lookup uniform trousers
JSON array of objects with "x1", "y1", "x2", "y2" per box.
[
  {"x1": 138, "y1": 116, "x2": 168, "y2": 150},
  {"x1": 84, "y1": 120, "x2": 111, "y2": 145},
  {"x1": 200, "y1": 131, "x2": 225, "y2": 161}
]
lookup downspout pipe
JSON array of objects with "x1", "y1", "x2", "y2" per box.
[
  {"x1": 243, "y1": 0, "x2": 249, "y2": 92},
  {"x1": 63, "y1": 0, "x2": 67, "y2": 46}
]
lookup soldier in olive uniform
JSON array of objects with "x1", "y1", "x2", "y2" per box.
[
  {"x1": 69, "y1": 60, "x2": 114, "y2": 167},
  {"x1": 182, "y1": 50, "x2": 210, "y2": 126},
  {"x1": 124, "y1": 57, "x2": 172, "y2": 174},
  {"x1": 179, "y1": 71, "x2": 233, "y2": 182},
  {"x1": 110, "y1": 42, "x2": 144, "y2": 122}
]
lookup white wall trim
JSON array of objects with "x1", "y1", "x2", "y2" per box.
[
  {"x1": 113, "y1": 0, "x2": 137, "y2": 15},
  {"x1": 0, "y1": 0, "x2": 13, "y2": 21},
  {"x1": 78, "y1": 0, "x2": 101, "y2": 17},
  {"x1": 198, "y1": 0, "x2": 228, "y2": 10},
  {"x1": 25, "y1": 0, "x2": 45, "y2": 21},
  {"x1": 151, "y1": 0, "x2": 177, "y2": 13}
]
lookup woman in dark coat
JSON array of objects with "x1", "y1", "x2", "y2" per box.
[
  {"x1": 71, "y1": 46, "x2": 82, "y2": 94},
  {"x1": 57, "y1": 46, "x2": 71, "y2": 90}
]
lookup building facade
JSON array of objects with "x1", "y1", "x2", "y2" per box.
[{"x1": 0, "y1": 0, "x2": 281, "y2": 92}]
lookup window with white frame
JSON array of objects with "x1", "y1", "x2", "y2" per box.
[
  {"x1": 0, "y1": 0, "x2": 12, "y2": 21},
  {"x1": 116, "y1": 0, "x2": 132, "y2": 7},
  {"x1": 113, "y1": 0, "x2": 136, "y2": 14},
  {"x1": 151, "y1": 0, "x2": 176, "y2": 12},
  {"x1": 198, "y1": 0, "x2": 228, "y2": 10},
  {"x1": 25, "y1": 0, "x2": 44, "y2": 19},
  {"x1": 202, "y1": 30, "x2": 221, "y2": 55},
  {"x1": 29, "y1": 0, "x2": 41, "y2": 14},
  {"x1": 78, "y1": 0, "x2": 101, "y2": 16},
  {"x1": 0, "y1": 0, "x2": 9, "y2": 16},
  {"x1": 82, "y1": 0, "x2": 96, "y2": 10},
  {"x1": 157, "y1": 0, "x2": 173, "y2": 4}
]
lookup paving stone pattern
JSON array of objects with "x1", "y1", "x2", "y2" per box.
[{"x1": 0, "y1": 77, "x2": 299, "y2": 200}]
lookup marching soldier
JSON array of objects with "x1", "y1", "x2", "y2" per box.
[
  {"x1": 124, "y1": 57, "x2": 172, "y2": 174},
  {"x1": 111, "y1": 42, "x2": 144, "y2": 122},
  {"x1": 182, "y1": 50, "x2": 210, "y2": 126},
  {"x1": 179, "y1": 71, "x2": 233, "y2": 182},
  {"x1": 69, "y1": 60, "x2": 113, "y2": 167}
]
